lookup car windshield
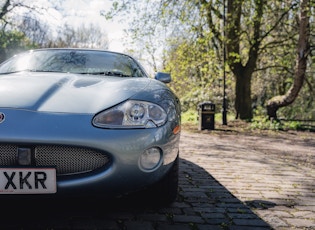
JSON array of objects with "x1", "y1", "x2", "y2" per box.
[{"x1": 0, "y1": 49, "x2": 147, "y2": 78}]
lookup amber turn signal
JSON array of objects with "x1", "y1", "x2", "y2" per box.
[{"x1": 173, "y1": 125, "x2": 181, "y2": 134}]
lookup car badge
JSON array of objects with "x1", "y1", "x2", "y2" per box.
[{"x1": 0, "y1": 112, "x2": 5, "y2": 123}]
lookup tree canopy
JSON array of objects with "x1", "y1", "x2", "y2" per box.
[
  {"x1": 0, "y1": 0, "x2": 109, "y2": 61},
  {"x1": 0, "y1": 0, "x2": 314, "y2": 123},
  {"x1": 105, "y1": 0, "x2": 314, "y2": 122}
]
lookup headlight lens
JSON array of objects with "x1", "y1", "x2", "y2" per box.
[{"x1": 93, "y1": 100, "x2": 167, "y2": 128}]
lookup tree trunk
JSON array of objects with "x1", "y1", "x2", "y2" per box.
[
  {"x1": 235, "y1": 68, "x2": 252, "y2": 120},
  {"x1": 266, "y1": 0, "x2": 310, "y2": 120},
  {"x1": 226, "y1": 0, "x2": 263, "y2": 120}
]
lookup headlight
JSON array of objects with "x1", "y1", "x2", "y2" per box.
[{"x1": 93, "y1": 100, "x2": 167, "y2": 128}]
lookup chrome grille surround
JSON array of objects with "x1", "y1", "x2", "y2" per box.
[{"x1": 0, "y1": 144, "x2": 110, "y2": 176}]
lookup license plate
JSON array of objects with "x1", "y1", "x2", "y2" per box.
[{"x1": 0, "y1": 168, "x2": 56, "y2": 194}]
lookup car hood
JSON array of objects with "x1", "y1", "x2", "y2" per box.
[{"x1": 0, "y1": 72, "x2": 151, "y2": 114}]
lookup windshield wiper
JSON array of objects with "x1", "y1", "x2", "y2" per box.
[
  {"x1": 29, "y1": 70, "x2": 67, "y2": 73},
  {"x1": 0, "y1": 69, "x2": 66, "y2": 74},
  {"x1": 80, "y1": 71, "x2": 132, "y2": 78}
]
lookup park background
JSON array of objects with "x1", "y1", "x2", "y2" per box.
[{"x1": 0, "y1": 0, "x2": 314, "y2": 131}]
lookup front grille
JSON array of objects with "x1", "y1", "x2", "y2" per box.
[
  {"x1": 0, "y1": 145, "x2": 16, "y2": 165},
  {"x1": 0, "y1": 144, "x2": 110, "y2": 176}
]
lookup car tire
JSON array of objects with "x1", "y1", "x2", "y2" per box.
[{"x1": 145, "y1": 155, "x2": 179, "y2": 205}]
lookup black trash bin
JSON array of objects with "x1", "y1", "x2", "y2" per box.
[{"x1": 198, "y1": 101, "x2": 215, "y2": 130}]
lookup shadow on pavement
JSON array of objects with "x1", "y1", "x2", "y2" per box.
[{"x1": 0, "y1": 158, "x2": 273, "y2": 229}]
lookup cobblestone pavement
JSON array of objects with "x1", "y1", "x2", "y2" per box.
[
  {"x1": 0, "y1": 130, "x2": 314, "y2": 229},
  {"x1": 178, "y1": 130, "x2": 315, "y2": 230}
]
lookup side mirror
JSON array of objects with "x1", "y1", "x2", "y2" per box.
[{"x1": 155, "y1": 72, "x2": 171, "y2": 83}]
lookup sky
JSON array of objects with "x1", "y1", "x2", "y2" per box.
[
  {"x1": 26, "y1": 0, "x2": 155, "y2": 74},
  {"x1": 50, "y1": 0, "x2": 127, "y2": 52}
]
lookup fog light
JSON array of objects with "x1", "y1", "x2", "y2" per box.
[{"x1": 139, "y1": 147, "x2": 162, "y2": 172}]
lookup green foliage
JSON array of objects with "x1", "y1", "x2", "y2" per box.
[
  {"x1": 181, "y1": 109, "x2": 235, "y2": 125},
  {"x1": 181, "y1": 109, "x2": 198, "y2": 124},
  {"x1": 182, "y1": 106, "x2": 311, "y2": 132},
  {"x1": 118, "y1": 0, "x2": 313, "y2": 121},
  {"x1": 250, "y1": 116, "x2": 305, "y2": 131},
  {"x1": 250, "y1": 117, "x2": 282, "y2": 130},
  {"x1": 285, "y1": 121, "x2": 302, "y2": 130},
  {"x1": 164, "y1": 35, "x2": 230, "y2": 113},
  {"x1": 0, "y1": 30, "x2": 32, "y2": 61},
  {"x1": 0, "y1": 31, "x2": 24, "y2": 48},
  {"x1": 250, "y1": 106, "x2": 311, "y2": 131}
]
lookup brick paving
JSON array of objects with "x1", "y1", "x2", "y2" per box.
[
  {"x1": 0, "y1": 129, "x2": 314, "y2": 229},
  {"x1": 179, "y1": 130, "x2": 315, "y2": 230}
]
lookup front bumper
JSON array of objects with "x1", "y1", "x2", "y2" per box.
[{"x1": 0, "y1": 109, "x2": 180, "y2": 197}]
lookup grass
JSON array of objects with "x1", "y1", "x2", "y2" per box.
[{"x1": 180, "y1": 110, "x2": 315, "y2": 138}]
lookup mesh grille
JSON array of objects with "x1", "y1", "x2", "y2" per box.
[
  {"x1": 36, "y1": 145, "x2": 109, "y2": 175},
  {"x1": 0, "y1": 144, "x2": 110, "y2": 176},
  {"x1": 0, "y1": 145, "x2": 16, "y2": 165}
]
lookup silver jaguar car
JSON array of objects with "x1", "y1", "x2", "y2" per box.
[{"x1": 0, "y1": 48, "x2": 181, "y2": 204}]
